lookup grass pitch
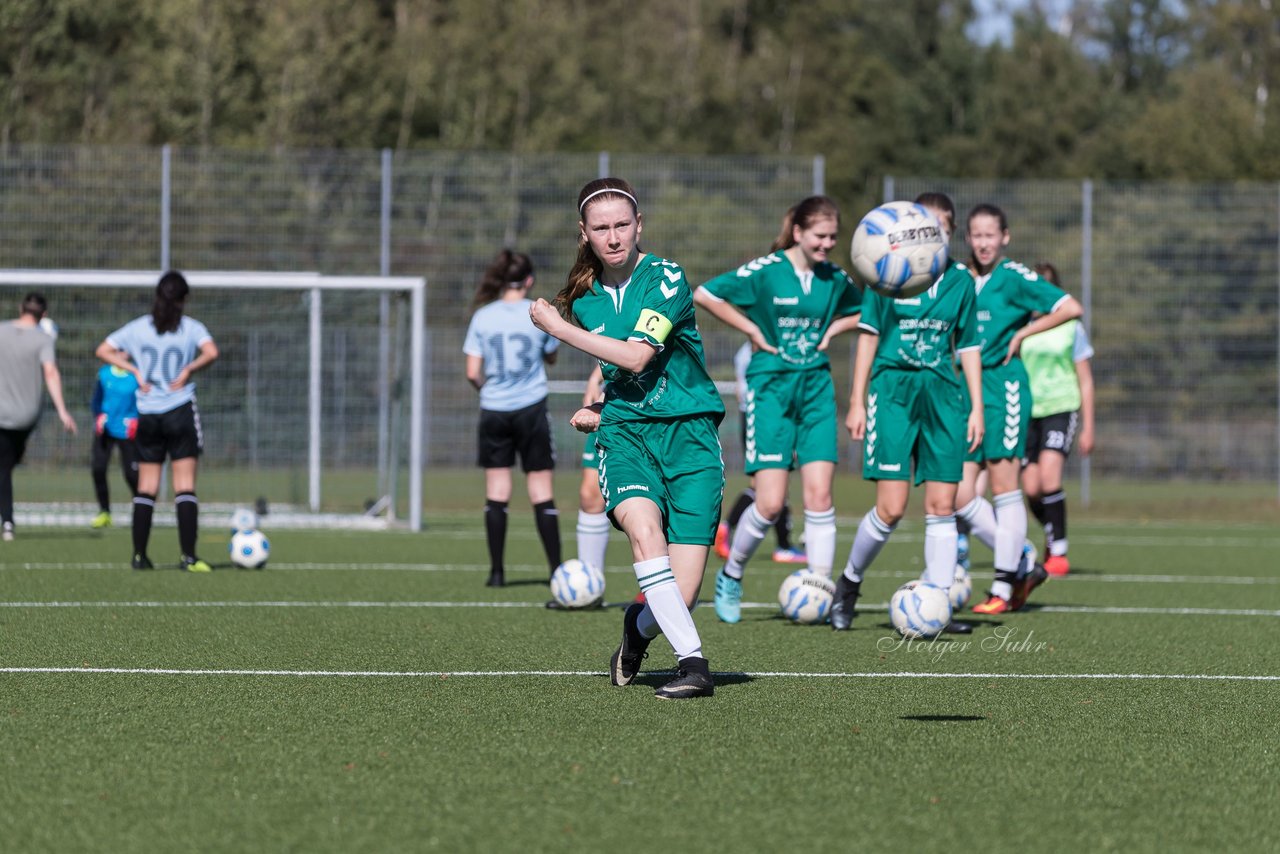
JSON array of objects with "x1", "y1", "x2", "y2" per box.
[{"x1": 2, "y1": 479, "x2": 1279, "y2": 852}]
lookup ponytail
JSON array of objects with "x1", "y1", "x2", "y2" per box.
[
  {"x1": 152, "y1": 270, "x2": 189, "y2": 335},
  {"x1": 472, "y1": 249, "x2": 534, "y2": 310},
  {"x1": 771, "y1": 195, "x2": 840, "y2": 251}
]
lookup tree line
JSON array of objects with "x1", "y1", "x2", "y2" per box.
[{"x1": 3, "y1": 0, "x2": 1277, "y2": 206}]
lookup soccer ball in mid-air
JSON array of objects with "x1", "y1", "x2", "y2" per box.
[
  {"x1": 549, "y1": 559, "x2": 605, "y2": 609},
  {"x1": 229, "y1": 507, "x2": 259, "y2": 533},
  {"x1": 949, "y1": 564, "x2": 972, "y2": 612},
  {"x1": 229, "y1": 529, "x2": 270, "y2": 569},
  {"x1": 39, "y1": 317, "x2": 59, "y2": 339},
  {"x1": 777, "y1": 570, "x2": 836, "y2": 624},
  {"x1": 849, "y1": 201, "x2": 949, "y2": 298},
  {"x1": 889, "y1": 580, "x2": 952, "y2": 639}
]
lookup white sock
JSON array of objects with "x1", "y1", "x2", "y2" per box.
[
  {"x1": 632, "y1": 556, "x2": 702, "y2": 660},
  {"x1": 993, "y1": 490, "x2": 1028, "y2": 573},
  {"x1": 923, "y1": 514, "x2": 958, "y2": 589},
  {"x1": 842, "y1": 507, "x2": 895, "y2": 583},
  {"x1": 575, "y1": 510, "x2": 611, "y2": 571},
  {"x1": 958, "y1": 496, "x2": 997, "y2": 550},
  {"x1": 802, "y1": 508, "x2": 837, "y2": 578},
  {"x1": 1049, "y1": 538, "x2": 1068, "y2": 557},
  {"x1": 724, "y1": 502, "x2": 772, "y2": 580}
]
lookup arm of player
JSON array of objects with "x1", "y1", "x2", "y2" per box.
[
  {"x1": 692, "y1": 287, "x2": 778, "y2": 354},
  {"x1": 959, "y1": 348, "x2": 984, "y2": 453},
  {"x1": 818, "y1": 313, "x2": 863, "y2": 352},
  {"x1": 529, "y1": 298, "x2": 657, "y2": 374},
  {"x1": 95, "y1": 341, "x2": 151, "y2": 394},
  {"x1": 1005, "y1": 296, "x2": 1083, "y2": 364},
  {"x1": 845, "y1": 331, "x2": 878, "y2": 440},
  {"x1": 465, "y1": 354, "x2": 485, "y2": 391},
  {"x1": 42, "y1": 362, "x2": 77, "y2": 434},
  {"x1": 1075, "y1": 357, "x2": 1095, "y2": 456},
  {"x1": 170, "y1": 340, "x2": 220, "y2": 391}
]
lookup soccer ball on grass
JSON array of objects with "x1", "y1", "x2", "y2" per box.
[
  {"x1": 889, "y1": 580, "x2": 952, "y2": 639},
  {"x1": 549, "y1": 559, "x2": 605, "y2": 609},
  {"x1": 777, "y1": 570, "x2": 836, "y2": 624},
  {"x1": 229, "y1": 528, "x2": 270, "y2": 569},
  {"x1": 949, "y1": 564, "x2": 972, "y2": 612},
  {"x1": 849, "y1": 201, "x2": 949, "y2": 298}
]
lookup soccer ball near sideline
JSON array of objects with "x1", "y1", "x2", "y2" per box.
[
  {"x1": 889, "y1": 580, "x2": 952, "y2": 639},
  {"x1": 229, "y1": 528, "x2": 270, "y2": 569},
  {"x1": 777, "y1": 570, "x2": 836, "y2": 625},
  {"x1": 949, "y1": 564, "x2": 972, "y2": 612},
  {"x1": 849, "y1": 201, "x2": 949, "y2": 298},
  {"x1": 230, "y1": 507, "x2": 259, "y2": 533},
  {"x1": 549, "y1": 559, "x2": 605, "y2": 609}
]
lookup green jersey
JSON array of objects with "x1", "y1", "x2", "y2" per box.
[
  {"x1": 859, "y1": 260, "x2": 980, "y2": 385},
  {"x1": 700, "y1": 251, "x2": 861, "y2": 376},
  {"x1": 572, "y1": 253, "x2": 725, "y2": 424},
  {"x1": 972, "y1": 259, "x2": 1069, "y2": 369},
  {"x1": 1023, "y1": 319, "x2": 1094, "y2": 418}
]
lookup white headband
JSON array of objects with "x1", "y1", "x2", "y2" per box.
[{"x1": 579, "y1": 187, "x2": 638, "y2": 213}]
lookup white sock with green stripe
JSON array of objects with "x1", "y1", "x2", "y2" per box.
[
  {"x1": 993, "y1": 490, "x2": 1027, "y2": 574},
  {"x1": 575, "y1": 510, "x2": 611, "y2": 571},
  {"x1": 958, "y1": 496, "x2": 997, "y2": 550},
  {"x1": 842, "y1": 507, "x2": 895, "y2": 584},
  {"x1": 923, "y1": 514, "x2": 958, "y2": 589},
  {"x1": 724, "y1": 503, "x2": 772, "y2": 580},
  {"x1": 802, "y1": 508, "x2": 837, "y2": 578},
  {"x1": 632, "y1": 555, "x2": 702, "y2": 659}
]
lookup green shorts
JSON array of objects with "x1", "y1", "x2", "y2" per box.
[
  {"x1": 862, "y1": 369, "x2": 967, "y2": 485},
  {"x1": 596, "y1": 415, "x2": 725, "y2": 546},
  {"x1": 964, "y1": 361, "x2": 1031, "y2": 464},
  {"x1": 581, "y1": 432, "x2": 599, "y2": 470},
  {"x1": 744, "y1": 369, "x2": 838, "y2": 474}
]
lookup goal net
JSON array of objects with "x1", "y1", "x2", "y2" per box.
[{"x1": 0, "y1": 270, "x2": 425, "y2": 531}]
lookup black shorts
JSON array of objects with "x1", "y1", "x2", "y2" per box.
[
  {"x1": 136, "y1": 401, "x2": 204, "y2": 463},
  {"x1": 1024, "y1": 411, "x2": 1079, "y2": 465},
  {"x1": 477, "y1": 399, "x2": 555, "y2": 472},
  {"x1": 0, "y1": 425, "x2": 35, "y2": 468}
]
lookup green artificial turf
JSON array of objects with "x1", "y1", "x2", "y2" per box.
[{"x1": 2, "y1": 506, "x2": 1278, "y2": 852}]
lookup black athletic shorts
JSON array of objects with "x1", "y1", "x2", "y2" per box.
[
  {"x1": 136, "y1": 401, "x2": 204, "y2": 463},
  {"x1": 477, "y1": 399, "x2": 555, "y2": 472},
  {"x1": 1023, "y1": 410, "x2": 1079, "y2": 465},
  {"x1": 0, "y1": 425, "x2": 35, "y2": 467}
]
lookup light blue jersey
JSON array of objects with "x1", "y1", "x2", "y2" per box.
[
  {"x1": 463, "y1": 299, "x2": 558, "y2": 412},
  {"x1": 106, "y1": 315, "x2": 214, "y2": 415}
]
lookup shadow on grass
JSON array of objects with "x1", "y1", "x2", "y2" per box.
[
  {"x1": 631, "y1": 671, "x2": 755, "y2": 689},
  {"x1": 899, "y1": 714, "x2": 987, "y2": 722}
]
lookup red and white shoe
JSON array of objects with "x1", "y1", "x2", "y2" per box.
[
  {"x1": 1044, "y1": 555, "x2": 1070, "y2": 576},
  {"x1": 714, "y1": 522, "x2": 731, "y2": 560},
  {"x1": 972, "y1": 595, "x2": 1011, "y2": 615}
]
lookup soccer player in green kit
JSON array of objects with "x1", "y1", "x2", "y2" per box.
[
  {"x1": 693, "y1": 196, "x2": 862, "y2": 624},
  {"x1": 957, "y1": 204, "x2": 1083, "y2": 615},
  {"x1": 831, "y1": 193, "x2": 984, "y2": 632},
  {"x1": 529, "y1": 177, "x2": 724, "y2": 700}
]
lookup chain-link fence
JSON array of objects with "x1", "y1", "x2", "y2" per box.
[{"x1": 1, "y1": 145, "x2": 1276, "y2": 509}]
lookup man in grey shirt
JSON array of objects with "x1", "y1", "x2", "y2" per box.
[{"x1": 0, "y1": 293, "x2": 77, "y2": 541}]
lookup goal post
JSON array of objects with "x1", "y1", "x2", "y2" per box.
[{"x1": 0, "y1": 270, "x2": 426, "y2": 531}]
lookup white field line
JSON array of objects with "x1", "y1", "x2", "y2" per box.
[
  {"x1": 2, "y1": 666, "x2": 1278, "y2": 682},
  {"x1": 4, "y1": 561, "x2": 1280, "y2": 587},
  {"x1": 2, "y1": 600, "x2": 1279, "y2": 617}
]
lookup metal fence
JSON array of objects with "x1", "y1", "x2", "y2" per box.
[{"x1": 0, "y1": 145, "x2": 1276, "y2": 508}]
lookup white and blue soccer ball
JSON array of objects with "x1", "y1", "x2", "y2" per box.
[
  {"x1": 777, "y1": 569, "x2": 836, "y2": 625},
  {"x1": 229, "y1": 528, "x2": 270, "y2": 569},
  {"x1": 849, "y1": 201, "x2": 949, "y2": 298},
  {"x1": 550, "y1": 559, "x2": 605, "y2": 609},
  {"x1": 949, "y1": 564, "x2": 973, "y2": 612},
  {"x1": 230, "y1": 507, "x2": 259, "y2": 534},
  {"x1": 38, "y1": 317, "x2": 59, "y2": 340},
  {"x1": 890, "y1": 580, "x2": 952, "y2": 639}
]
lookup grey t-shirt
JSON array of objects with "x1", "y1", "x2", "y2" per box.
[{"x1": 0, "y1": 321, "x2": 55, "y2": 429}]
